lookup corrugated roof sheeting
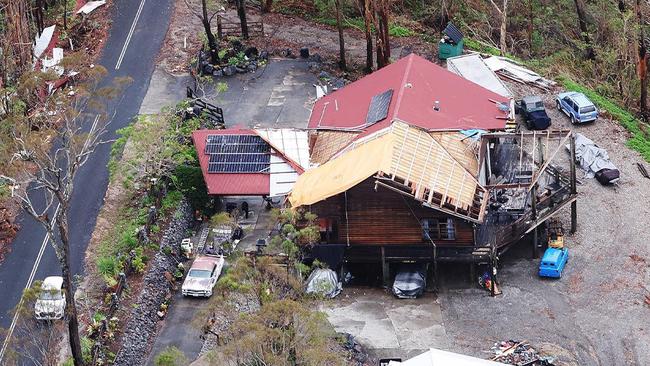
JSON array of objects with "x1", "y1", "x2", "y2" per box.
[
  {"x1": 255, "y1": 128, "x2": 310, "y2": 170},
  {"x1": 446, "y1": 53, "x2": 513, "y2": 98}
]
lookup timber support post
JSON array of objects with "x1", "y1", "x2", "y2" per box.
[
  {"x1": 531, "y1": 184, "x2": 538, "y2": 259},
  {"x1": 381, "y1": 246, "x2": 389, "y2": 288},
  {"x1": 217, "y1": 15, "x2": 223, "y2": 39},
  {"x1": 569, "y1": 133, "x2": 577, "y2": 233}
]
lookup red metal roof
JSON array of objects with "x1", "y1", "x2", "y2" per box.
[
  {"x1": 193, "y1": 129, "x2": 270, "y2": 196},
  {"x1": 308, "y1": 53, "x2": 509, "y2": 132}
]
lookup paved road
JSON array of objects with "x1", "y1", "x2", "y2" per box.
[{"x1": 0, "y1": 0, "x2": 173, "y2": 357}]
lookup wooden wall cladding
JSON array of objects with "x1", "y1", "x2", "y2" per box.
[{"x1": 309, "y1": 178, "x2": 474, "y2": 246}]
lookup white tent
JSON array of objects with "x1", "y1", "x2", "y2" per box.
[{"x1": 388, "y1": 348, "x2": 508, "y2": 366}]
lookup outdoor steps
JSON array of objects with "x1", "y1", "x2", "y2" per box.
[{"x1": 197, "y1": 224, "x2": 209, "y2": 252}]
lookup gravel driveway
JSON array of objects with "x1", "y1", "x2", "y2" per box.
[{"x1": 440, "y1": 81, "x2": 650, "y2": 366}]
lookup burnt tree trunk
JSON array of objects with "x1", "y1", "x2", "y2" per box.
[
  {"x1": 262, "y1": 0, "x2": 273, "y2": 13},
  {"x1": 636, "y1": 0, "x2": 648, "y2": 119},
  {"x1": 528, "y1": 0, "x2": 534, "y2": 53},
  {"x1": 34, "y1": 0, "x2": 45, "y2": 34},
  {"x1": 236, "y1": 0, "x2": 249, "y2": 39},
  {"x1": 439, "y1": 0, "x2": 452, "y2": 30},
  {"x1": 375, "y1": 0, "x2": 390, "y2": 68},
  {"x1": 359, "y1": 0, "x2": 373, "y2": 73},
  {"x1": 334, "y1": 0, "x2": 347, "y2": 70},
  {"x1": 57, "y1": 210, "x2": 84, "y2": 366},
  {"x1": 574, "y1": 0, "x2": 595, "y2": 59},
  {"x1": 201, "y1": 0, "x2": 219, "y2": 64},
  {"x1": 489, "y1": 0, "x2": 508, "y2": 56}
]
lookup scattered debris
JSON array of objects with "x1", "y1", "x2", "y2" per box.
[
  {"x1": 568, "y1": 133, "x2": 619, "y2": 184},
  {"x1": 76, "y1": 1, "x2": 106, "y2": 15},
  {"x1": 637, "y1": 162, "x2": 650, "y2": 179},
  {"x1": 41, "y1": 47, "x2": 64, "y2": 76},
  {"x1": 33, "y1": 25, "x2": 56, "y2": 59},
  {"x1": 340, "y1": 333, "x2": 369, "y2": 365},
  {"x1": 491, "y1": 340, "x2": 556, "y2": 365},
  {"x1": 484, "y1": 56, "x2": 555, "y2": 91},
  {"x1": 447, "y1": 53, "x2": 513, "y2": 98}
]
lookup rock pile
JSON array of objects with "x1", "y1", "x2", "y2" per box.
[{"x1": 113, "y1": 199, "x2": 193, "y2": 366}]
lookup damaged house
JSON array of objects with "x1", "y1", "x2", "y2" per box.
[{"x1": 289, "y1": 54, "x2": 577, "y2": 287}]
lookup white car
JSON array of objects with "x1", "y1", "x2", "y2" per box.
[
  {"x1": 34, "y1": 276, "x2": 66, "y2": 320},
  {"x1": 181, "y1": 255, "x2": 225, "y2": 297}
]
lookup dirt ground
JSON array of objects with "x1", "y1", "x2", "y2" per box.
[
  {"x1": 438, "y1": 80, "x2": 650, "y2": 365},
  {"x1": 158, "y1": 2, "x2": 433, "y2": 76}
]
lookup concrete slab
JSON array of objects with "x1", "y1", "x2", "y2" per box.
[
  {"x1": 145, "y1": 291, "x2": 205, "y2": 365},
  {"x1": 214, "y1": 59, "x2": 317, "y2": 129},
  {"x1": 322, "y1": 288, "x2": 449, "y2": 360},
  {"x1": 139, "y1": 68, "x2": 190, "y2": 114}
]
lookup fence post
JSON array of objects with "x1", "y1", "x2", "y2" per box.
[{"x1": 217, "y1": 15, "x2": 223, "y2": 39}]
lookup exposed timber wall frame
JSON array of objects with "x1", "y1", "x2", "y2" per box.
[
  {"x1": 478, "y1": 129, "x2": 579, "y2": 250},
  {"x1": 482, "y1": 130, "x2": 573, "y2": 191}
]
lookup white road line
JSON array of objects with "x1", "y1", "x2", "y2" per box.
[
  {"x1": 115, "y1": 0, "x2": 147, "y2": 70},
  {"x1": 0, "y1": 203, "x2": 61, "y2": 362}
]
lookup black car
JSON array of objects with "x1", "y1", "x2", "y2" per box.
[
  {"x1": 516, "y1": 95, "x2": 551, "y2": 130},
  {"x1": 392, "y1": 264, "x2": 427, "y2": 299}
]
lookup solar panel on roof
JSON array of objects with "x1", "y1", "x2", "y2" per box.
[
  {"x1": 366, "y1": 89, "x2": 393, "y2": 125},
  {"x1": 443, "y1": 22, "x2": 463, "y2": 44},
  {"x1": 205, "y1": 134, "x2": 271, "y2": 173}
]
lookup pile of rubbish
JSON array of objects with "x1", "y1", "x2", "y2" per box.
[
  {"x1": 197, "y1": 40, "x2": 268, "y2": 77},
  {"x1": 491, "y1": 340, "x2": 556, "y2": 366}
]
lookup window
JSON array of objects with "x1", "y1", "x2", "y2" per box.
[
  {"x1": 580, "y1": 106, "x2": 595, "y2": 113},
  {"x1": 422, "y1": 218, "x2": 456, "y2": 241}
]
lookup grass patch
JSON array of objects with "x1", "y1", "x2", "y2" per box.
[
  {"x1": 559, "y1": 76, "x2": 650, "y2": 162},
  {"x1": 154, "y1": 346, "x2": 187, "y2": 366}
]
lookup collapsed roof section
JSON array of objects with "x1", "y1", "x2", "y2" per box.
[
  {"x1": 308, "y1": 53, "x2": 511, "y2": 133},
  {"x1": 290, "y1": 121, "x2": 488, "y2": 223}
]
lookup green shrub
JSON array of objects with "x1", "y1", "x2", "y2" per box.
[
  {"x1": 0, "y1": 183, "x2": 9, "y2": 199},
  {"x1": 154, "y1": 346, "x2": 187, "y2": 366},
  {"x1": 161, "y1": 190, "x2": 183, "y2": 213},
  {"x1": 97, "y1": 256, "x2": 122, "y2": 278},
  {"x1": 389, "y1": 25, "x2": 415, "y2": 37},
  {"x1": 108, "y1": 125, "x2": 133, "y2": 180},
  {"x1": 172, "y1": 164, "x2": 210, "y2": 213}
]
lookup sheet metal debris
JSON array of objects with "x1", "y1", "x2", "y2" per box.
[
  {"x1": 484, "y1": 56, "x2": 555, "y2": 90},
  {"x1": 76, "y1": 1, "x2": 106, "y2": 15},
  {"x1": 42, "y1": 47, "x2": 64, "y2": 76},
  {"x1": 33, "y1": 25, "x2": 56, "y2": 59}
]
